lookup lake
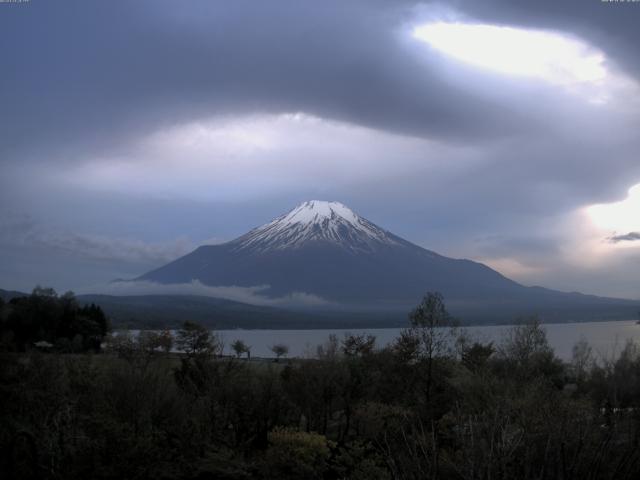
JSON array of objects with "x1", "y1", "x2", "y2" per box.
[{"x1": 214, "y1": 320, "x2": 640, "y2": 360}]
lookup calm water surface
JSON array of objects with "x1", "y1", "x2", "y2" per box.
[{"x1": 214, "y1": 320, "x2": 640, "y2": 360}]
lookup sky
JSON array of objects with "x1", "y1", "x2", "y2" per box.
[{"x1": 1, "y1": 0, "x2": 640, "y2": 299}]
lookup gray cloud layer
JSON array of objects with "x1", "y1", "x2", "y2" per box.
[
  {"x1": 0, "y1": 213, "x2": 192, "y2": 264},
  {"x1": 0, "y1": 0, "x2": 575, "y2": 158}
]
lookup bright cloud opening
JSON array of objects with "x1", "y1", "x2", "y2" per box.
[
  {"x1": 587, "y1": 184, "x2": 640, "y2": 235},
  {"x1": 412, "y1": 22, "x2": 607, "y2": 88}
]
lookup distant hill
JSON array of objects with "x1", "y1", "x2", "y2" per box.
[
  {"x1": 0, "y1": 288, "x2": 28, "y2": 302},
  {"x1": 77, "y1": 293, "x2": 640, "y2": 329},
  {"x1": 75, "y1": 294, "x2": 406, "y2": 330},
  {"x1": 2, "y1": 287, "x2": 638, "y2": 329},
  {"x1": 1, "y1": 288, "x2": 405, "y2": 329}
]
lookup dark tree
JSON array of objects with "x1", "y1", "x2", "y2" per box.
[
  {"x1": 2, "y1": 288, "x2": 109, "y2": 351},
  {"x1": 270, "y1": 343, "x2": 289, "y2": 361},
  {"x1": 407, "y1": 291, "x2": 457, "y2": 403},
  {"x1": 342, "y1": 333, "x2": 376, "y2": 357},
  {"x1": 461, "y1": 341, "x2": 495, "y2": 372},
  {"x1": 231, "y1": 339, "x2": 250, "y2": 359},
  {"x1": 175, "y1": 320, "x2": 218, "y2": 357}
]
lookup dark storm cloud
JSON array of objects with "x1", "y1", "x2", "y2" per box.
[
  {"x1": 609, "y1": 232, "x2": 640, "y2": 243},
  {"x1": 2, "y1": 0, "x2": 637, "y2": 199},
  {"x1": 0, "y1": 0, "x2": 541, "y2": 165},
  {"x1": 2, "y1": 0, "x2": 638, "y2": 165}
]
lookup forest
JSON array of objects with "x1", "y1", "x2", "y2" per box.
[{"x1": 2, "y1": 290, "x2": 640, "y2": 479}]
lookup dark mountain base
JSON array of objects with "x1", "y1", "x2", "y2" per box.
[
  {"x1": 76, "y1": 294, "x2": 409, "y2": 330},
  {"x1": 4, "y1": 289, "x2": 637, "y2": 329},
  {"x1": 79, "y1": 293, "x2": 640, "y2": 329}
]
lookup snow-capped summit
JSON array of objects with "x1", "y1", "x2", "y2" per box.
[
  {"x1": 278, "y1": 201, "x2": 359, "y2": 226},
  {"x1": 231, "y1": 200, "x2": 400, "y2": 253}
]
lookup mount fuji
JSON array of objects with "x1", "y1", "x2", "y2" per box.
[{"x1": 138, "y1": 201, "x2": 638, "y2": 323}]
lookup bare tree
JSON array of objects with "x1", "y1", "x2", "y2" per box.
[
  {"x1": 270, "y1": 343, "x2": 289, "y2": 362},
  {"x1": 499, "y1": 316, "x2": 551, "y2": 365},
  {"x1": 342, "y1": 333, "x2": 376, "y2": 357},
  {"x1": 231, "y1": 339, "x2": 250, "y2": 359},
  {"x1": 175, "y1": 321, "x2": 219, "y2": 357},
  {"x1": 572, "y1": 337, "x2": 593, "y2": 382},
  {"x1": 316, "y1": 334, "x2": 339, "y2": 360},
  {"x1": 405, "y1": 291, "x2": 457, "y2": 401}
]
